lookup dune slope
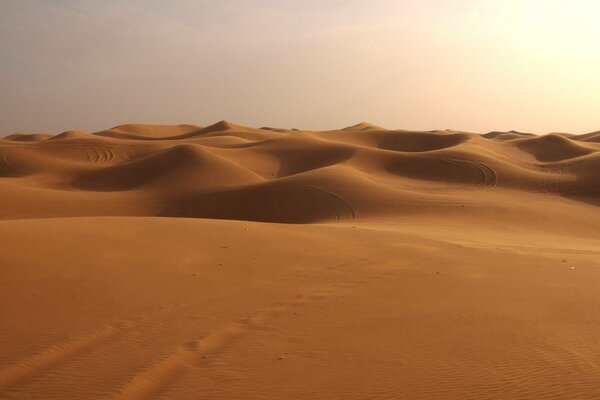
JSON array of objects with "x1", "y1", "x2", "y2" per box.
[
  {"x1": 1, "y1": 123, "x2": 598, "y2": 221},
  {"x1": 1, "y1": 123, "x2": 599, "y2": 399}
]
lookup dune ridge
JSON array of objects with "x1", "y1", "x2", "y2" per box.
[
  {"x1": 0, "y1": 122, "x2": 598, "y2": 222},
  {"x1": 1, "y1": 122, "x2": 600, "y2": 400}
]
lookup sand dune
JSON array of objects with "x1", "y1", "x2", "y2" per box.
[
  {"x1": 573, "y1": 130, "x2": 600, "y2": 143},
  {"x1": 514, "y1": 134, "x2": 596, "y2": 162},
  {"x1": 1, "y1": 122, "x2": 598, "y2": 221},
  {"x1": 94, "y1": 124, "x2": 202, "y2": 140},
  {"x1": 48, "y1": 130, "x2": 93, "y2": 141},
  {"x1": 340, "y1": 122, "x2": 385, "y2": 131},
  {"x1": 3, "y1": 133, "x2": 53, "y2": 142},
  {"x1": 72, "y1": 143, "x2": 264, "y2": 192},
  {"x1": 1, "y1": 122, "x2": 599, "y2": 399}
]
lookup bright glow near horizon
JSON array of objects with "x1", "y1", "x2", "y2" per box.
[{"x1": 0, "y1": 0, "x2": 598, "y2": 134}]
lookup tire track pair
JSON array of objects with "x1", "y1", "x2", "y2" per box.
[
  {"x1": 0, "y1": 325, "x2": 121, "y2": 391},
  {"x1": 84, "y1": 147, "x2": 116, "y2": 163},
  {"x1": 543, "y1": 167, "x2": 563, "y2": 196},
  {"x1": 110, "y1": 267, "x2": 406, "y2": 400},
  {"x1": 297, "y1": 184, "x2": 356, "y2": 220},
  {"x1": 40, "y1": 141, "x2": 142, "y2": 164},
  {"x1": 468, "y1": 160, "x2": 498, "y2": 188},
  {"x1": 109, "y1": 288, "x2": 340, "y2": 400},
  {"x1": 446, "y1": 158, "x2": 498, "y2": 188},
  {"x1": 0, "y1": 302, "x2": 188, "y2": 393}
]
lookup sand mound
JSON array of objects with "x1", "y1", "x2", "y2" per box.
[
  {"x1": 259, "y1": 126, "x2": 297, "y2": 133},
  {"x1": 73, "y1": 143, "x2": 262, "y2": 191},
  {"x1": 323, "y1": 130, "x2": 471, "y2": 152},
  {"x1": 172, "y1": 121, "x2": 283, "y2": 142},
  {"x1": 0, "y1": 123, "x2": 598, "y2": 222},
  {"x1": 224, "y1": 134, "x2": 356, "y2": 178},
  {"x1": 574, "y1": 131, "x2": 600, "y2": 143},
  {"x1": 112, "y1": 124, "x2": 199, "y2": 136},
  {"x1": 92, "y1": 124, "x2": 200, "y2": 141},
  {"x1": 48, "y1": 130, "x2": 93, "y2": 141},
  {"x1": 0, "y1": 145, "x2": 91, "y2": 181},
  {"x1": 195, "y1": 120, "x2": 255, "y2": 134},
  {"x1": 341, "y1": 122, "x2": 385, "y2": 131},
  {"x1": 380, "y1": 153, "x2": 491, "y2": 184},
  {"x1": 515, "y1": 134, "x2": 595, "y2": 162},
  {"x1": 483, "y1": 131, "x2": 537, "y2": 140},
  {"x1": 164, "y1": 180, "x2": 353, "y2": 223},
  {"x1": 2, "y1": 133, "x2": 52, "y2": 142}
]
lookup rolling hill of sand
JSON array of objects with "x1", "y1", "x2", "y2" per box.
[{"x1": 1, "y1": 122, "x2": 599, "y2": 399}]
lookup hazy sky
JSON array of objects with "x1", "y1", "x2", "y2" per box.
[{"x1": 1, "y1": 0, "x2": 599, "y2": 134}]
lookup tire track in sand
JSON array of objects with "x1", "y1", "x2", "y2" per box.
[
  {"x1": 470, "y1": 160, "x2": 498, "y2": 188},
  {"x1": 297, "y1": 184, "x2": 356, "y2": 220},
  {"x1": 109, "y1": 288, "x2": 340, "y2": 400},
  {"x1": 94, "y1": 148, "x2": 115, "y2": 163},
  {"x1": 543, "y1": 167, "x2": 563, "y2": 197},
  {"x1": 0, "y1": 325, "x2": 121, "y2": 391},
  {"x1": 0, "y1": 302, "x2": 189, "y2": 393},
  {"x1": 446, "y1": 158, "x2": 498, "y2": 188}
]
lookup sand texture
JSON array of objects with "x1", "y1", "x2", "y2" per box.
[{"x1": 1, "y1": 122, "x2": 600, "y2": 399}]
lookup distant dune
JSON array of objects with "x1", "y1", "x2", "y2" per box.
[
  {"x1": 1, "y1": 122, "x2": 599, "y2": 399},
  {"x1": 0, "y1": 122, "x2": 598, "y2": 221}
]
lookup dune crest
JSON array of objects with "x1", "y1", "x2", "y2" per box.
[
  {"x1": 515, "y1": 134, "x2": 595, "y2": 162},
  {"x1": 109, "y1": 124, "x2": 200, "y2": 136},
  {"x1": 2, "y1": 133, "x2": 52, "y2": 142},
  {"x1": 197, "y1": 120, "x2": 258, "y2": 133},
  {"x1": 341, "y1": 122, "x2": 385, "y2": 131},
  {"x1": 48, "y1": 130, "x2": 92, "y2": 141},
  {"x1": 0, "y1": 122, "x2": 598, "y2": 222},
  {"x1": 576, "y1": 131, "x2": 600, "y2": 143}
]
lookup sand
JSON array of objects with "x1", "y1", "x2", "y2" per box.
[{"x1": 1, "y1": 122, "x2": 599, "y2": 399}]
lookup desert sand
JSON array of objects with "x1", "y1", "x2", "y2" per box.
[{"x1": 1, "y1": 122, "x2": 599, "y2": 399}]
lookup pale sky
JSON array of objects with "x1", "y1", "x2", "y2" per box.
[{"x1": 1, "y1": 0, "x2": 599, "y2": 135}]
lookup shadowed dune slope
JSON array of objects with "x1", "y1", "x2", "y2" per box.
[
  {"x1": 483, "y1": 131, "x2": 536, "y2": 140},
  {"x1": 48, "y1": 130, "x2": 93, "y2": 141},
  {"x1": 95, "y1": 124, "x2": 202, "y2": 140},
  {"x1": 2, "y1": 133, "x2": 52, "y2": 142},
  {"x1": 515, "y1": 134, "x2": 595, "y2": 162},
  {"x1": 73, "y1": 144, "x2": 263, "y2": 191},
  {"x1": 1, "y1": 122, "x2": 599, "y2": 222},
  {"x1": 316, "y1": 129, "x2": 471, "y2": 152},
  {"x1": 574, "y1": 131, "x2": 600, "y2": 143}
]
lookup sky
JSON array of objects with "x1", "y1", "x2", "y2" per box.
[{"x1": 1, "y1": 0, "x2": 599, "y2": 134}]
